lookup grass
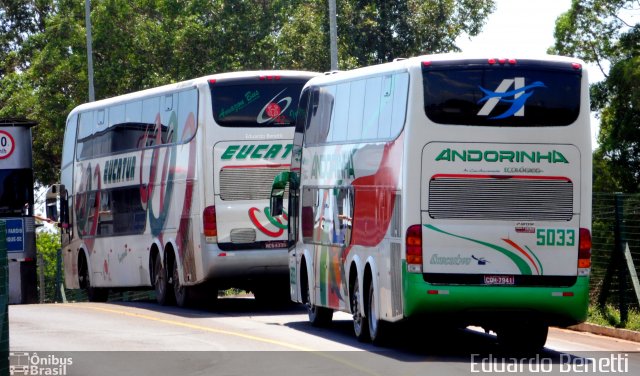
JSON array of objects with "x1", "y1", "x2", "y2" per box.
[{"x1": 587, "y1": 304, "x2": 640, "y2": 331}]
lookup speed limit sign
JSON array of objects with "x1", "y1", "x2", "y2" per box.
[{"x1": 0, "y1": 130, "x2": 16, "y2": 159}]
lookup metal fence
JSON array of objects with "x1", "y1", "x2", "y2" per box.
[{"x1": 592, "y1": 193, "x2": 640, "y2": 322}]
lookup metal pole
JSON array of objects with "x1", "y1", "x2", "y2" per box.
[
  {"x1": 328, "y1": 0, "x2": 338, "y2": 70},
  {"x1": 37, "y1": 252, "x2": 45, "y2": 303},
  {"x1": 85, "y1": 0, "x2": 95, "y2": 102}
]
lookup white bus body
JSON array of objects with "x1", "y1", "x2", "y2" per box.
[
  {"x1": 54, "y1": 70, "x2": 319, "y2": 306},
  {"x1": 272, "y1": 54, "x2": 592, "y2": 349}
]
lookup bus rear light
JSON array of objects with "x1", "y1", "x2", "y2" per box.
[
  {"x1": 208, "y1": 79, "x2": 216, "y2": 85},
  {"x1": 259, "y1": 75, "x2": 281, "y2": 80},
  {"x1": 578, "y1": 228, "x2": 591, "y2": 269},
  {"x1": 508, "y1": 59, "x2": 517, "y2": 65},
  {"x1": 488, "y1": 58, "x2": 496, "y2": 65},
  {"x1": 572, "y1": 63, "x2": 582, "y2": 70},
  {"x1": 422, "y1": 61, "x2": 432, "y2": 67},
  {"x1": 406, "y1": 224, "x2": 423, "y2": 273},
  {"x1": 203, "y1": 205, "x2": 218, "y2": 242},
  {"x1": 427, "y1": 289, "x2": 449, "y2": 295}
]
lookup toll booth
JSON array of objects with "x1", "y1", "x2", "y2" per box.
[{"x1": 0, "y1": 119, "x2": 38, "y2": 304}]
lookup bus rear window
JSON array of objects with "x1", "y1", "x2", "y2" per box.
[
  {"x1": 423, "y1": 60, "x2": 581, "y2": 126},
  {"x1": 211, "y1": 78, "x2": 306, "y2": 128}
]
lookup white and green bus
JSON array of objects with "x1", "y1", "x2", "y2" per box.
[
  {"x1": 47, "y1": 70, "x2": 319, "y2": 306},
  {"x1": 270, "y1": 54, "x2": 592, "y2": 350}
]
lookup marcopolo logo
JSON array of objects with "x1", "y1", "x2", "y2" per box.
[
  {"x1": 477, "y1": 77, "x2": 546, "y2": 119},
  {"x1": 9, "y1": 352, "x2": 73, "y2": 376},
  {"x1": 435, "y1": 148, "x2": 568, "y2": 164}
]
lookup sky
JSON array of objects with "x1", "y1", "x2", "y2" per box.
[{"x1": 455, "y1": 0, "x2": 602, "y2": 150}]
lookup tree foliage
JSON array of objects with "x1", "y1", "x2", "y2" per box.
[
  {"x1": 550, "y1": 0, "x2": 640, "y2": 192},
  {"x1": 1, "y1": 0, "x2": 495, "y2": 185},
  {"x1": 36, "y1": 229, "x2": 61, "y2": 302}
]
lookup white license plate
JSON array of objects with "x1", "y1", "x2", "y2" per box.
[{"x1": 484, "y1": 275, "x2": 515, "y2": 285}]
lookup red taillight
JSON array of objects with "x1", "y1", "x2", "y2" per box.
[
  {"x1": 406, "y1": 225, "x2": 423, "y2": 265},
  {"x1": 571, "y1": 63, "x2": 582, "y2": 70},
  {"x1": 259, "y1": 75, "x2": 281, "y2": 80},
  {"x1": 578, "y1": 228, "x2": 591, "y2": 268},
  {"x1": 508, "y1": 58, "x2": 517, "y2": 65},
  {"x1": 422, "y1": 61, "x2": 432, "y2": 67},
  {"x1": 203, "y1": 206, "x2": 217, "y2": 238},
  {"x1": 488, "y1": 58, "x2": 496, "y2": 65},
  {"x1": 208, "y1": 79, "x2": 216, "y2": 85}
]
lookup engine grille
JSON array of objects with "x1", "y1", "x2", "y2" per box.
[
  {"x1": 219, "y1": 166, "x2": 289, "y2": 201},
  {"x1": 428, "y1": 176, "x2": 574, "y2": 221}
]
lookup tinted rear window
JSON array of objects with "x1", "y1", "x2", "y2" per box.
[
  {"x1": 211, "y1": 77, "x2": 308, "y2": 127},
  {"x1": 423, "y1": 60, "x2": 582, "y2": 126}
]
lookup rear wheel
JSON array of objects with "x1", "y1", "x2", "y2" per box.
[
  {"x1": 154, "y1": 254, "x2": 174, "y2": 306},
  {"x1": 173, "y1": 260, "x2": 191, "y2": 308},
  {"x1": 302, "y1": 268, "x2": 333, "y2": 326},
  {"x1": 497, "y1": 322, "x2": 549, "y2": 353},
  {"x1": 352, "y1": 278, "x2": 369, "y2": 342},
  {"x1": 78, "y1": 253, "x2": 108, "y2": 302},
  {"x1": 367, "y1": 281, "x2": 388, "y2": 345}
]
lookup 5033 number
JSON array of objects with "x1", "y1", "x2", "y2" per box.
[{"x1": 536, "y1": 228, "x2": 575, "y2": 247}]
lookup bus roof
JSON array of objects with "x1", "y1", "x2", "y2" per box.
[
  {"x1": 304, "y1": 53, "x2": 585, "y2": 87},
  {"x1": 69, "y1": 70, "x2": 320, "y2": 116}
]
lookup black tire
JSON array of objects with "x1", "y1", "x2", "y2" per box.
[
  {"x1": 367, "y1": 281, "x2": 388, "y2": 345},
  {"x1": 497, "y1": 322, "x2": 549, "y2": 353},
  {"x1": 79, "y1": 253, "x2": 108, "y2": 302},
  {"x1": 300, "y1": 267, "x2": 332, "y2": 326},
  {"x1": 154, "y1": 254, "x2": 174, "y2": 306},
  {"x1": 352, "y1": 278, "x2": 369, "y2": 342},
  {"x1": 173, "y1": 260, "x2": 191, "y2": 307}
]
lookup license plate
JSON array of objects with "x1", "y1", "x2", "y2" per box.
[
  {"x1": 265, "y1": 241, "x2": 288, "y2": 249},
  {"x1": 484, "y1": 275, "x2": 515, "y2": 285}
]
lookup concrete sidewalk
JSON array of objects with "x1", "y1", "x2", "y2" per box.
[{"x1": 569, "y1": 322, "x2": 640, "y2": 342}]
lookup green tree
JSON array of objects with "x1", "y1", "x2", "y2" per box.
[
  {"x1": 36, "y1": 230, "x2": 61, "y2": 302},
  {"x1": 550, "y1": 0, "x2": 640, "y2": 192},
  {"x1": 1, "y1": 0, "x2": 495, "y2": 186}
]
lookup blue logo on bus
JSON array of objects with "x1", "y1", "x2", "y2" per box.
[{"x1": 477, "y1": 78, "x2": 546, "y2": 120}]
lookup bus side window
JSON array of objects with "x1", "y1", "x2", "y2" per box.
[{"x1": 301, "y1": 187, "x2": 317, "y2": 243}]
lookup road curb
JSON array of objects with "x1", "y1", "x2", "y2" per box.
[{"x1": 568, "y1": 322, "x2": 640, "y2": 343}]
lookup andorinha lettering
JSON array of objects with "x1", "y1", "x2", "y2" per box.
[
  {"x1": 103, "y1": 156, "x2": 136, "y2": 185},
  {"x1": 310, "y1": 152, "x2": 355, "y2": 180},
  {"x1": 435, "y1": 148, "x2": 569, "y2": 164},
  {"x1": 221, "y1": 144, "x2": 293, "y2": 160}
]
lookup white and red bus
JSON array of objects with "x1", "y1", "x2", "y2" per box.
[
  {"x1": 47, "y1": 70, "x2": 319, "y2": 306},
  {"x1": 271, "y1": 54, "x2": 592, "y2": 350}
]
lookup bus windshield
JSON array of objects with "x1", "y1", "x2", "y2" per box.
[
  {"x1": 423, "y1": 60, "x2": 582, "y2": 127},
  {"x1": 0, "y1": 169, "x2": 33, "y2": 216},
  {"x1": 211, "y1": 79, "x2": 306, "y2": 128}
]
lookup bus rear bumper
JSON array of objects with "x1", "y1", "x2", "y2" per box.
[
  {"x1": 202, "y1": 242, "x2": 288, "y2": 280},
  {"x1": 403, "y1": 269, "x2": 589, "y2": 327}
]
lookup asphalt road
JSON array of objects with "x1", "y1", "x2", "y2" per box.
[{"x1": 9, "y1": 297, "x2": 640, "y2": 376}]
